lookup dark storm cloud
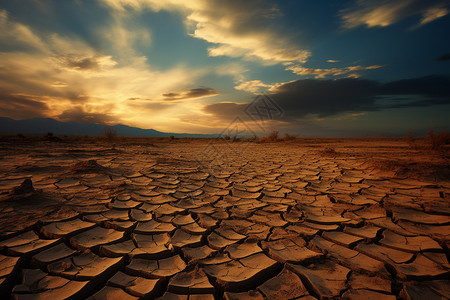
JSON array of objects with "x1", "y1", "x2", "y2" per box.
[
  {"x1": 0, "y1": 93, "x2": 49, "y2": 119},
  {"x1": 57, "y1": 106, "x2": 116, "y2": 124},
  {"x1": 203, "y1": 102, "x2": 247, "y2": 120},
  {"x1": 204, "y1": 75, "x2": 450, "y2": 121},
  {"x1": 271, "y1": 78, "x2": 379, "y2": 118},
  {"x1": 162, "y1": 87, "x2": 217, "y2": 101},
  {"x1": 379, "y1": 75, "x2": 450, "y2": 98},
  {"x1": 435, "y1": 53, "x2": 450, "y2": 61}
]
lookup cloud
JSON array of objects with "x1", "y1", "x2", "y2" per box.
[
  {"x1": 100, "y1": 0, "x2": 311, "y2": 65},
  {"x1": 418, "y1": 6, "x2": 449, "y2": 26},
  {"x1": 435, "y1": 53, "x2": 450, "y2": 61},
  {"x1": 99, "y1": 12, "x2": 152, "y2": 58},
  {"x1": 0, "y1": 8, "x2": 207, "y2": 131},
  {"x1": 233, "y1": 64, "x2": 384, "y2": 94},
  {"x1": 340, "y1": 0, "x2": 449, "y2": 29},
  {"x1": 203, "y1": 75, "x2": 450, "y2": 122},
  {"x1": 0, "y1": 10, "x2": 47, "y2": 51},
  {"x1": 285, "y1": 64, "x2": 383, "y2": 79},
  {"x1": 203, "y1": 102, "x2": 247, "y2": 120},
  {"x1": 57, "y1": 106, "x2": 116, "y2": 124},
  {"x1": 215, "y1": 63, "x2": 247, "y2": 82},
  {"x1": 378, "y1": 75, "x2": 450, "y2": 98},
  {"x1": 0, "y1": 93, "x2": 49, "y2": 119},
  {"x1": 234, "y1": 80, "x2": 275, "y2": 93},
  {"x1": 271, "y1": 78, "x2": 379, "y2": 118},
  {"x1": 162, "y1": 87, "x2": 217, "y2": 100}
]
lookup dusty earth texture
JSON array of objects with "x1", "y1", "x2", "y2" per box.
[{"x1": 0, "y1": 138, "x2": 449, "y2": 299}]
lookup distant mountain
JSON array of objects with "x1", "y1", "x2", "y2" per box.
[{"x1": 0, "y1": 117, "x2": 217, "y2": 138}]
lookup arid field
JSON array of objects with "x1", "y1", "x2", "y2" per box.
[{"x1": 0, "y1": 137, "x2": 449, "y2": 299}]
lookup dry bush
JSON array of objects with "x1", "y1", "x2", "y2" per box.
[
  {"x1": 102, "y1": 126, "x2": 117, "y2": 143},
  {"x1": 283, "y1": 133, "x2": 296, "y2": 141},
  {"x1": 403, "y1": 132, "x2": 416, "y2": 148},
  {"x1": 425, "y1": 129, "x2": 450, "y2": 151},
  {"x1": 318, "y1": 146, "x2": 338, "y2": 156},
  {"x1": 258, "y1": 130, "x2": 280, "y2": 143},
  {"x1": 269, "y1": 130, "x2": 279, "y2": 141},
  {"x1": 43, "y1": 132, "x2": 62, "y2": 142}
]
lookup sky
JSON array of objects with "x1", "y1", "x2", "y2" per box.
[{"x1": 0, "y1": 0, "x2": 449, "y2": 137}]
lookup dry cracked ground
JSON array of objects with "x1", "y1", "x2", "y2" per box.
[{"x1": 0, "y1": 138, "x2": 449, "y2": 299}]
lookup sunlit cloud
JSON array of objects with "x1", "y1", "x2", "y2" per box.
[
  {"x1": 100, "y1": 0, "x2": 311, "y2": 65},
  {"x1": 215, "y1": 63, "x2": 247, "y2": 82},
  {"x1": 234, "y1": 80, "x2": 274, "y2": 93},
  {"x1": 0, "y1": 8, "x2": 207, "y2": 130},
  {"x1": 418, "y1": 6, "x2": 449, "y2": 26},
  {"x1": 340, "y1": 0, "x2": 449, "y2": 29},
  {"x1": 0, "y1": 10, "x2": 47, "y2": 52},
  {"x1": 285, "y1": 64, "x2": 383, "y2": 79},
  {"x1": 162, "y1": 87, "x2": 218, "y2": 101}
]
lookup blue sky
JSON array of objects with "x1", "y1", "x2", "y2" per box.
[{"x1": 0, "y1": 0, "x2": 449, "y2": 136}]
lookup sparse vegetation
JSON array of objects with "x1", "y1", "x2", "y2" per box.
[
  {"x1": 318, "y1": 146, "x2": 338, "y2": 155},
  {"x1": 257, "y1": 131, "x2": 297, "y2": 143},
  {"x1": 403, "y1": 132, "x2": 416, "y2": 148},
  {"x1": 102, "y1": 126, "x2": 117, "y2": 143},
  {"x1": 258, "y1": 130, "x2": 280, "y2": 143},
  {"x1": 425, "y1": 129, "x2": 450, "y2": 151},
  {"x1": 283, "y1": 133, "x2": 296, "y2": 141},
  {"x1": 43, "y1": 132, "x2": 61, "y2": 142}
]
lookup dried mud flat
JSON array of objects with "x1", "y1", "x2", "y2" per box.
[{"x1": 0, "y1": 138, "x2": 449, "y2": 299}]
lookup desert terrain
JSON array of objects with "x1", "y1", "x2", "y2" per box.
[{"x1": 0, "y1": 137, "x2": 448, "y2": 299}]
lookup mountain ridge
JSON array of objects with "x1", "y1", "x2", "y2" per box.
[{"x1": 0, "y1": 117, "x2": 217, "y2": 138}]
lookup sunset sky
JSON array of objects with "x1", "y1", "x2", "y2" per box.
[{"x1": 1, "y1": 0, "x2": 449, "y2": 136}]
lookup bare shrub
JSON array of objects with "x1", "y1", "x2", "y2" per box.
[
  {"x1": 283, "y1": 133, "x2": 296, "y2": 141},
  {"x1": 43, "y1": 132, "x2": 61, "y2": 142},
  {"x1": 403, "y1": 132, "x2": 416, "y2": 148},
  {"x1": 269, "y1": 130, "x2": 279, "y2": 141},
  {"x1": 102, "y1": 126, "x2": 117, "y2": 143},
  {"x1": 318, "y1": 146, "x2": 337, "y2": 156},
  {"x1": 426, "y1": 129, "x2": 450, "y2": 151},
  {"x1": 258, "y1": 130, "x2": 280, "y2": 143}
]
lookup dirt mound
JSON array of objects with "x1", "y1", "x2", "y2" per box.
[
  {"x1": 12, "y1": 178, "x2": 35, "y2": 194},
  {"x1": 69, "y1": 160, "x2": 106, "y2": 174}
]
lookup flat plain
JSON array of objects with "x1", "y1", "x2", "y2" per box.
[{"x1": 0, "y1": 137, "x2": 449, "y2": 299}]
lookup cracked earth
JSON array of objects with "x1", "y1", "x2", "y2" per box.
[{"x1": 0, "y1": 139, "x2": 449, "y2": 299}]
